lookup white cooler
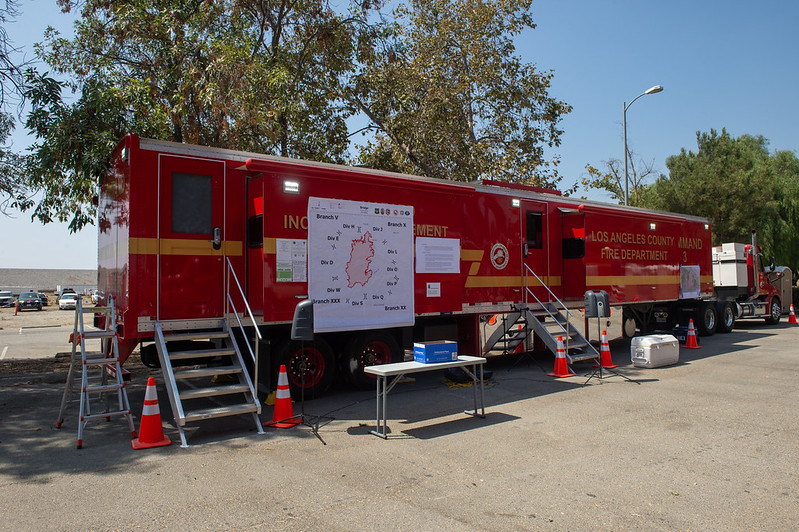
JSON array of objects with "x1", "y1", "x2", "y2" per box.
[{"x1": 631, "y1": 334, "x2": 680, "y2": 368}]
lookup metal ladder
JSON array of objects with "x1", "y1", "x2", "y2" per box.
[{"x1": 56, "y1": 295, "x2": 137, "y2": 449}]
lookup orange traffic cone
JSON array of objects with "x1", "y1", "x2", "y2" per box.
[
  {"x1": 265, "y1": 365, "x2": 302, "y2": 428},
  {"x1": 132, "y1": 377, "x2": 171, "y2": 449},
  {"x1": 684, "y1": 319, "x2": 701, "y2": 349},
  {"x1": 788, "y1": 304, "x2": 797, "y2": 324},
  {"x1": 548, "y1": 336, "x2": 575, "y2": 378},
  {"x1": 599, "y1": 330, "x2": 617, "y2": 368}
]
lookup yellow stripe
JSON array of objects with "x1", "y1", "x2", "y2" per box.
[
  {"x1": 130, "y1": 237, "x2": 158, "y2": 255},
  {"x1": 461, "y1": 249, "x2": 484, "y2": 261},
  {"x1": 264, "y1": 237, "x2": 276, "y2": 254},
  {"x1": 129, "y1": 237, "x2": 242, "y2": 257},
  {"x1": 469, "y1": 263, "x2": 481, "y2": 275},
  {"x1": 465, "y1": 276, "x2": 561, "y2": 288},
  {"x1": 586, "y1": 275, "x2": 679, "y2": 285}
]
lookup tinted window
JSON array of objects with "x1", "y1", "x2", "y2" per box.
[
  {"x1": 562, "y1": 238, "x2": 586, "y2": 259},
  {"x1": 247, "y1": 215, "x2": 264, "y2": 249},
  {"x1": 526, "y1": 211, "x2": 543, "y2": 249},
  {"x1": 172, "y1": 172, "x2": 212, "y2": 234}
]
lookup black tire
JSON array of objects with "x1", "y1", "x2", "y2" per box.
[
  {"x1": 277, "y1": 337, "x2": 336, "y2": 398},
  {"x1": 343, "y1": 331, "x2": 402, "y2": 389},
  {"x1": 764, "y1": 297, "x2": 781, "y2": 325},
  {"x1": 695, "y1": 302, "x2": 717, "y2": 336},
  {"x1": 715, "y1": 301, "x2": 735, "y2": 333},
  {"x1": 140, "y1": 343, "x2": 160, "y2": 368}
]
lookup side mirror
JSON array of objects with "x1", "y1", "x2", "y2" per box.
[{"x1": 769, "y1": 256, "x2": 776, "y2": 271}]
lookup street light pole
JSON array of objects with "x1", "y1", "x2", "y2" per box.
[{"x1": 623, "y1": 85, "x2": 663, "y2": 206}]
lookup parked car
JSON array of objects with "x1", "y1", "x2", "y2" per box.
[
  {"x1": 58, "y1": 293, "x2": 79, "y2": 310},
  {"x1": 17, "y1": 292, "x2": 43, "y2": 311},
  {"x1": 38, "y1": 292, "x2": 49, "y2": 306},
  {"x1": 0, "y1": 291, "x2": 13, "y2": 307}
]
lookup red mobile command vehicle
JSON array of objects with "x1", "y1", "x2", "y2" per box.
[{"x1": 98, "y1": 135, "x2": 787, "y2": 440}]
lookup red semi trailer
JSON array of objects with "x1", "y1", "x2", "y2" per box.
[{"x1": 97, "y1": 135, "x2": 786, "y2": 421}]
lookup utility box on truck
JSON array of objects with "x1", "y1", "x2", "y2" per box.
[{"x1": 712, "y1": 243, "x2": 748, "y2": 291}]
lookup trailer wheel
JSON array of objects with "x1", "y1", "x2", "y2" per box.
[
  {"x1": 343, "y1": 331, "x2": 402, "y2": 389},
  {"x1": 622, "y1": 309, "x2": 639, "y2": 338},
  {"x1": 765, "y1": 297, "x2": 781, "y2": 325},
  {"x1": 695, "y1": 302, "x2": 717, "y2": 336},
  {"x1": 716, "y1": 302, "x2": 735, "y2": 333},
  {"x1": 277, "y1": 338, "x2": 336, "y2": 398}
]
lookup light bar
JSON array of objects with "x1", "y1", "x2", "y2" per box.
[{"x1": 283, "y1": 180, "x2": 300, "y2": 194}]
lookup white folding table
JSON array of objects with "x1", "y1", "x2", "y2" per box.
[{"x1": 364, "y1": 355, "x2": 486, "y2": 439}]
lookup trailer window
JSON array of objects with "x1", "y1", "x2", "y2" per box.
[
  {"x1": 247, "y1": 215, "x2": 263, "y2": 249},
  {"x1": 562, "y1": 238, "x2": 585, "y2": 259},
  {"x1": 526, "y1": 211, "x2": 543, "y2": 249},
  {"x1": 172, "y1": 172, "x2": 212, "y2": 234}
]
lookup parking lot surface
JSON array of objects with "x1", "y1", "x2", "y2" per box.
[{"x1": 1, "y1": 318, "x2": 797, "y2": 530}]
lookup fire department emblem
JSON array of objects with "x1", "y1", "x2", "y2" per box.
[{"x1": 490, "y1": 243, "x2": 509, "y2": 270}]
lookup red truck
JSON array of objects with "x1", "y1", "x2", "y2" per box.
[{"x1": 97, "y1": 135, "x2": 790, "y2": 442}]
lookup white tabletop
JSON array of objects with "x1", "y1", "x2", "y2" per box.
[{"x1": 364, "y1": 355, "x2": 486, "y2": 377}]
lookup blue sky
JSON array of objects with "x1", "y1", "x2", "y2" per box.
[{"x1": 2, "y1": 0, "x2": 798, "y2": 269}]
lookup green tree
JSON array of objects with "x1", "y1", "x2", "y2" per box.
[
  {"x1": 24, "y1": 0, "x2": 366, "y2": 229},
  {"x1": 0, "y1": 0, "x2": 33, "y2": 214},
  {"x1": 20, "y1": 0, "x2": 570, "y2": 230},
  {"x1": 581, "y1": 153, "x2": 656, "y2": 205},
  {"x1": 640, "y1": 128, "x2": 799, "y2": 273},
  {"x1": 343, "y1": 0, "x2": 571, "y2": 188}
]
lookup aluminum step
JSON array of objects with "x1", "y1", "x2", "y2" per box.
[
  {"x1": 179, "y1": 384, "x2": 250, "y2": 401},
  {"x1": 173, "y1": 365, "x2": 242, "y2": 380},
  {"x1": 163, "y1": 330, "x2": 230, "y2": 342},
  {"x1": 169, "y1": 347, "x2": 235, "y2": 361},
  {"x1": 81, "y1": 330, "x2": 117, "y2": 340},
  {"x1": 182, "y1": 403, "x2": 259, "y2": 424}
]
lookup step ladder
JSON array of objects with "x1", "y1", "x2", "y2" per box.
[
  {"x1": 56, "y1": 295, "x2": 137, "y2": 449},
  {"x1": 154, "y1": 321, "x2": 263, "y2": 447}
]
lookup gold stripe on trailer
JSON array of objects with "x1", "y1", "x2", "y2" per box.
[
  {"x1": 464, "y1": 275, "x2": 561, "y2": 288},
  {"x1": 586, "y1": 275, "x2": 679, "y2": 285},
  {"x1": 129, "y1": 237, "x2": 243, "y2": 256}
]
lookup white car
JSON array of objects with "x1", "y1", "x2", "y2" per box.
[
  {"x1": 58, "y1": 293, "x2": 79, "y2": 310},
  {"x1": 0, "y1": 291, "x2": 14, "y2": 307}
]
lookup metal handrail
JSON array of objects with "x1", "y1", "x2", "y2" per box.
[
  {"x1": 225, "y1": 257, "x2": 262, "y2": 394},
  {"x1": 523, "y1": 263, "x2": 574, "y2": 351}
]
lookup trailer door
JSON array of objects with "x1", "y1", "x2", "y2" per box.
[
  {"x1": 520, "y1": 201, "x2": 551, "y2": 300},
  {"x1": 158, "y1": 155, "x2": 226, "y2": 321},
  {"x1": 560, "y1": 209, "x2": 586, "y2": 300}
]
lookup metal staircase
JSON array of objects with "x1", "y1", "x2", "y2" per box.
[
  {"x1": 522, "y1": 264, "x2": 599, "y2": 366},
  {"x1": 154, "y1": 258, "x2": 264, "y2": 447},
  {"x1": 481, "y1": 265, "x2": 599, "y2": 368}
]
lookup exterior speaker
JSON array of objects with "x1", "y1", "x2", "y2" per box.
[
  {"x1": 290, "y1": 300, "x2": 314, "y2": 341},
  {"x1": 584, "y1": 290, "x2": 610, "y2": 318}
]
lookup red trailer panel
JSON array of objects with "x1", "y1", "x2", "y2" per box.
[{"x1": 99, "y1": 135, "x2": 719, "y2": 392}]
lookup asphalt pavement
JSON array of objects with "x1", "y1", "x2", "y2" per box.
[{"x1": 0, "y1": 319, "x2": 797, "y2": 530}]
